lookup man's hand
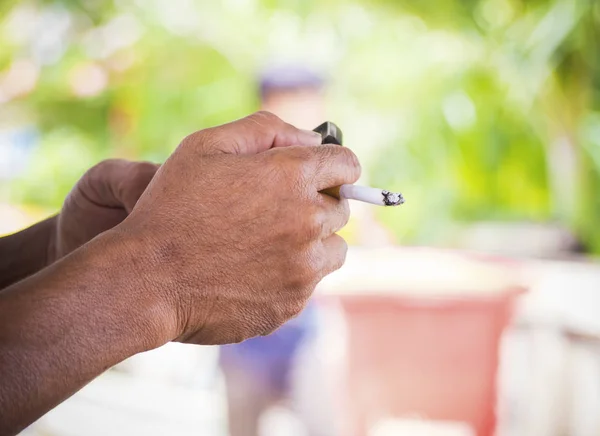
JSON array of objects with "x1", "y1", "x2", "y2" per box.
[
  {"x1": 0, "y1": 112, "x2": 360, "y2": 435},
  {"x1": 0, "y1": 160, "x2": 157, "y2": 290},
  {"x1": 51, "y1": 159, "x2": 159, "y2": 262},
  {"x1": 116, "y1": 111, "x2": 361, "y2": 344}
]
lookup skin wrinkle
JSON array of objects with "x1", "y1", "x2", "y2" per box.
[{"x1": 74, "y1": 185, "x2": 124, "y2": 213}]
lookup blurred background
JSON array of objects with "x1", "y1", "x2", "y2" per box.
[{"x1": 2, "y1": 0, "x2": 600, "y2": 435}]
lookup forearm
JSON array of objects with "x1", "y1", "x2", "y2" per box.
[
  {"x1": 0, "y1": 216, "x2": 57, "y2": 290},
  {"x1": 0, "y1": 230, "x2": 174, "y2": 436}
]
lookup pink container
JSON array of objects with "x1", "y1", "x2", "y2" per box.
[{"x1": 319, "y1": 249, "x2": 525, "y2": 436}]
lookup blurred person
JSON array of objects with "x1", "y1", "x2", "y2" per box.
[
  {"x1": 258, "y1": 64, "x2": 326, "y2": 129},
  {"x1": 219, "y1": 64, "x2": 340, "y2": 436},
  {"x1": 0, "y1": 111, "x2": 361, "y2": 436}
]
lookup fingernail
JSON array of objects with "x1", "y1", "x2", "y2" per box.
[{"x1": 298, "y1": 129, "x2": 323, "y2": 146}]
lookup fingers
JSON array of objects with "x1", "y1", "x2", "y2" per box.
[
  {"x1": 312, "y1": 145, "x2": 362, "y2": 191},
  {"x1": 191, "y1": 111, "x2": 322, "y2": 155},
  {"x1": 320, "y1": 233, "x2": 348, "y2": 277},
  {"x1": 284, "y1": 144, "x2": 361, "y2": 191},
  {"x1": 314, "y1": 197, "x2": 351, "y2": 239},
  {"x1": 83, "y1": 159, "x2": 159, "y2": 213}
]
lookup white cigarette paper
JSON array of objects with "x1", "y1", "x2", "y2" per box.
[{"x1": 338, "y1": 185, "x2": 405, "y2": 207}]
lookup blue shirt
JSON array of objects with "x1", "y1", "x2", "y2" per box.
[{"x1": 220, "y1": 300, "x2": 318, "y2": 360}]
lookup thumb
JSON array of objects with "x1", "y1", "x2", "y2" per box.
[
  {"x1": 80, "y1": 159, "x2": 159, "y2": 213},
  {"x1": 201, "y1": 111, "x2": 322, "y2": 155}
]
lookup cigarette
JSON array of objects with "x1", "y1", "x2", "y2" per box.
[
  {"x1": 314, "y1": 121, "x2": 405, "y2": 207},
  {"x1": 322, "y1": 185, "x2": 405, "y2": 207}
]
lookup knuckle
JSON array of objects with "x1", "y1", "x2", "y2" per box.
[
  {"x1": 305, "y1": 144, "x2": 331, "y2": 170},
  {"x1": 243, "y1": 111, "x2": 283, "y2": 138},
  {"x1": 302, "y1": 208, "x2": 324, "y2": 240},
  {"x1": 290, "y1": 259, "x2": 313, "y2": 285},
  {"x1": 331, "y1": 236, "x2": 348, "y2": 271},
  {"x1": 81, "y1": 159, "x2": 126, "y2": 194},
  {"x1": 314, "y1": 143, "x2": 338, "y2": 161},
  {"x1": 179, "y1": 130, "x2": 214, "y2": 152},
  {"x1": 278, "y1": 209, "x2": 308, "y2": 244},
  {"x1": 286, "y1": 145, "x2": 314, "y2": 165},
  {"x1": 267, "y1": 147, "x2": 313, "y2": 192},
  {"x1": 289, "y1": 246, "x2": 321, "y2": 286},
  {"x1": 180, "y1": 131, "x2": 198, "y2": 148},
  {"x1": 310, "y1": 145, "x2": 362, "y2": 185},
  {"x1": 304, "y1": 244, "x2": 324, "y2": 279},
  {"x1": 306, "y1": 243, "x2": 323, "y2": 271},
  {"x1": 251, "y1": 110, "x2": 282, "y2": 126},
  {"x1": 338, "y1": 147, "x2": 362, "y2": 181},
  {"x1": 85, "y1": 158, "x2": 118, "y2": 178}
]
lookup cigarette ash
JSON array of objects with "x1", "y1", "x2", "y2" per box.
[{"x1": 382, "y1": 190, "x2": 405, "y2": 207}]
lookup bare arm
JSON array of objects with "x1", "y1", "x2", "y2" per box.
[
  {"x1": 0, "y1": 216, "x2": 56, "y2": 290},
  {"x1": 0, "y1": 230, "x2": 173, "y2": 436},
  {"x1": 0, "y1": 112, "x2": 360, "y2": 436}
]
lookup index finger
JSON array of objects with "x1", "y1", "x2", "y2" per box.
[
  {"x1": 306, "y1": 145, "x2": 362, "y2": 191},
  {"x1": 203, "y1": 111, "x2": 322, "y2": 155}
]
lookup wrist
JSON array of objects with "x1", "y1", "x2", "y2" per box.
[{"x1": 94, "y1": 225, "x2": 181, "y2": 350}]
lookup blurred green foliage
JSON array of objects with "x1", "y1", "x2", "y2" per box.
[{"x1": 1, "y1": 0, "x2": 600, "y2": 252}]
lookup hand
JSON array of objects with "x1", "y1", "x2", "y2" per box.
[
  {"x1": 50, "y1": 159, "x2": 159, "y2": 263},
  {"x1": 112, "y1": 111, "x2": 361, "y2": 345}
]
